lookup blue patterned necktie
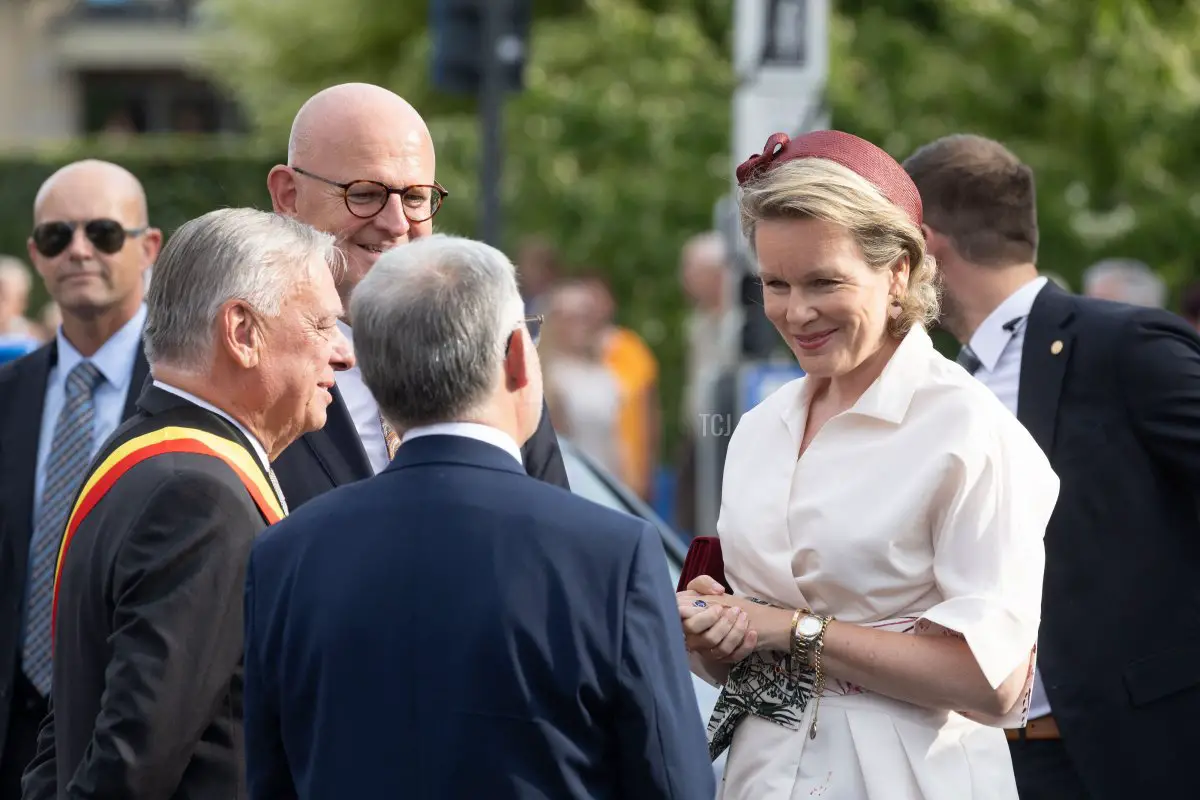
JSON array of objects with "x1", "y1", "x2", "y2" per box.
[{"x1": 23, "y1": 360, "x2": 104, "y2": 696}]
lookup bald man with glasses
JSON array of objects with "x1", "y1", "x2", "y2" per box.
[{"x1": 268, "y1": 83, "x2": 568, "y2": 507}]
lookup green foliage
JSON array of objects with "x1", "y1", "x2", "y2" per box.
[
  {"x1": 199, "y1": 0, "x2": 736, "y2": 454},
  {"x1": 7, "y1": 0, "x2": 1199, "y2": 470},
  {"x1": 0, "y1": 137, "x2": 278, "y2": 310},
  {"x1": 828, "y1": 0, "x2": 1200, "y2": 295}
]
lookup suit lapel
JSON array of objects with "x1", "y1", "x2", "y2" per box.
[
  {"x1": 0, "y1": 344, "x2": 53, "y2": 573},
  {"x1": 122, "y1": 342, "x2": 151, "y2": 420},
  {"x1": 304, "y1": 385, "x2": 373, "y2": 485},
  {"x1": 1018, "y1": 283, "x2": 1076, "y2": 455}
]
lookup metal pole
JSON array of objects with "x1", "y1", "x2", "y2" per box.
[{"x1": 479, "y1": 0, "x2": 505, "y2": 247}]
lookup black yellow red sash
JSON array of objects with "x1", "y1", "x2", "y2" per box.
[{"x1": 50, "y1": 426, "x2": 285, "y2": 640}]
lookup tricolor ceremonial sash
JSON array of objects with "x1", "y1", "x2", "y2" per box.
[{"x1": 50, "y1": 426, "x2": 285, "y2": 640}]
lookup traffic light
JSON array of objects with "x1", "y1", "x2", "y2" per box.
[{"x1": 430, "y1": 0, "x2": 533, "y2": 96}]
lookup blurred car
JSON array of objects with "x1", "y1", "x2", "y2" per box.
[{"x1": 558, "y1": 437, "x2": 726, "y2": 783}]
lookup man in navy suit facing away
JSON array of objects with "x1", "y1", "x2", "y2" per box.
[{"x1": 242, "y1": 234, "x2": 714, "y2": 799}]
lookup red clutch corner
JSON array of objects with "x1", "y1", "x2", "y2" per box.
[{"x1": 676, "y1": 536, "x2": 731, "y2": 594}]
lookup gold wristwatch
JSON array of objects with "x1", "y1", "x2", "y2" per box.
[{"x1": 791, "y1": 611, "x2": 828, "y2": 668}]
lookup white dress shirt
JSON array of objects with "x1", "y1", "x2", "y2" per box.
[
  {"x1": 708, "y1": 324, "x2": 1059, "y2": 799},
  {"x1": 402, "y1": 421, "x2": 524, "y2": 466},
  {"x1": 334, "y1": 320, "x2": 390, "y2": 474},
  {"x1": 33, "y1": 304, "x2": 146, "y2": 523},
  {"x1": 965, "y1": 276, "x2": 1047, "y2": 414},
  {"x1": 964, "y1": 275, "x2": 1054, "y2": 720},
  {"x1": 151, "y1": 380, "x2": 271, "y2": 473}
]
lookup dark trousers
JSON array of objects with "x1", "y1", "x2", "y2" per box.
[
  {"x1": 0, "y1": 671, "x2": 47, "y2": 800},
  {"x1": 1008, "y1": 735, "x2": 1089, "y2": 800}
]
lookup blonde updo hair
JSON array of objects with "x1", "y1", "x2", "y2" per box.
[{"x1": 738, "y1": 157, "x2": 941, "y2": 337}]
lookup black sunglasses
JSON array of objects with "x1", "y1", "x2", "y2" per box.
[
  {"x1": 31, "y1": 219, "x2": 146, "y2": 258},
  {"x1": 291, "y1": 166, "x2": 448, "y2": 223}
]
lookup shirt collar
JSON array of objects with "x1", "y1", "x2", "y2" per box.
[
  {"x1": 151, "y1": 380, "x2": 271, "y2": 472},
  {"x1": 781, "y1": 324, "x2": 934, "y2": 440},
  {"x1": 401, "y1": 421, "x2": 524, "y2": 466},
  {"x1": 55, "y1": 304, "x2": 147, "y2": 392},
  {"x1": 967, "y1": 276, "x2": 1047, "y2": 372}
]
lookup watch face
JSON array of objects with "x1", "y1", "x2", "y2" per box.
[{"x1": 797, "y1": 616, "x2": 823, "y2": 638}]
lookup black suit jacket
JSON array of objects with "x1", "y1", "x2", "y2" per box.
[
  {"x1": 272, "y1": 388, "x2": 569, "y2": 508},
  {"x1": 1018, "y1": 283, "x2": 1200, "y2": 797},
  {"x1": 244, "y1": 434, "x2": 713, "y2": 799},
  {"x1": 0, "y1": 341, "x2": 149, "y2": 760},
  {"x1": 21, "y1": 385, "x2": 277, "y2": 800}
]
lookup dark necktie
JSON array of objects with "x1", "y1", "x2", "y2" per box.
[
  {"x1": 956, "y1": 345, "x2": 983, "y2": 376},
  {"x1": 957, "y1": 316, "x2": 1025, "y2": 377},
  {"x1": 23, "y1": 360, "x2": 104, "y2": 695}
]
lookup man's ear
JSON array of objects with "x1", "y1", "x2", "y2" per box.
[
  {"x1": 266, "y1": 165, "x2": 299, "y2": 216},
  {"x1": 139, "y1": 227, "x2": 164, "y2": 272},
  {"x1": 504, "y1": 328, "x2": 532, "y2": 391},
  {"x1": 217, "y1": 299, "x2": 262, "y2": 368},
  {"x1": 923, "y1": 223, "x2": 954, "y2": 253}
]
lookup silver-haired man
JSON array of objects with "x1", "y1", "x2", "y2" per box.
[
  {"x1": 1082, "y1": 258, "x2": 1167, "y2": 308},
  {"x1": 241, "y1": 234, "x2": 714, "y2": 798},
  {"x1": 21, "y1": 208, "x2": 352, "y2": 800}
]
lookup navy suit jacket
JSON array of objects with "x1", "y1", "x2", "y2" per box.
[
  {"x1": 1013, "y1": 284, "x2": 1200, "y2": 797},
  {"x1": 0, "y1": 340, "x2": 149, "y2": 761},
  {"x1": 271, "y1": 387, "x2": 569, "y2": 509},
  {"x1": 243, "y1": 433, "x2": 713, "y2": 800}
]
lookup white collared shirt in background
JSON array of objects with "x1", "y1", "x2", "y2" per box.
[
  {"x1": 965, "y1": 276, "x2": 1047, "y2": 414},
  {"x1": 963, "y1": 274, "x2": 1053, "y2": 719},
  {"x1": 334, "y1": 319, "x2": 390, "y2": 475},
  {"x1": 33, "y1": 304, "x2": 147, "y2": 522},
  {"x1": 401, "y1": 421, "x2": 524, "y2": 466}
]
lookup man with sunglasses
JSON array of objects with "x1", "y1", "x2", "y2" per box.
[
  {"x1": 0, "y1": 159, "x2": 160, "y2": 795},
  {"x1": 268, "y1": 82, "x2": 568, "y2": 507}
]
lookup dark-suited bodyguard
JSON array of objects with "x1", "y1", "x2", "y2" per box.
[
  {"x1": 905, "y1": 134, "x2": 1200, "y2": 800},
  {"x1": 0, "y1": 160, "x2": 160, "y2": 796},
  {"x1": 243, "y1": 234, "x2": 714, "y2": 800},
  {"x1": 20, "y1": 208, "x2": 353, "y2": 800},
  {"x1": 267, "y1": 82, "x2": 568, "y2": 505}
]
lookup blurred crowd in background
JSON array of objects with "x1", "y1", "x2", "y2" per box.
[
  {"x1": 10, "y1": 232, "x2": 1197, "y2": 539},
  {"x1": 5, "y1": 0, "x2": 1200, "y2": 539}
]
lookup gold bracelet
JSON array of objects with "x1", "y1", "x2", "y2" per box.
[
  {"x1": 808, "y1": 615, "x2": 833, "y2": 739},
  {"x1": 787, "y1": 609, "x2": 803, "y2": 674}
]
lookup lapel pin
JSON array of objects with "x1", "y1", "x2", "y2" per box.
[{"x1": 1050, "y1": 340, "x2": 1064, "y2": 355}]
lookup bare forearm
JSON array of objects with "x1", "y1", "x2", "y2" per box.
[
  {"x1": 817, "y1": 622, "x2": 1020, "y2": 716},
  {"x1": 680, "y1": 590, "x2": 1025, "y2": 715}
]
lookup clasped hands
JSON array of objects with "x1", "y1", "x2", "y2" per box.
[{"x1": 676, "y1": 575, "x2": 792, "y2": 663}]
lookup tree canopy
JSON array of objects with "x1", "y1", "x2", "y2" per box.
[
  {"x1": 192, "y1": 0, "x2": 1200, "y2": 449},
  {"x1": 829, "y1": 0, "x2": 1200, "y2": 291},
  {"x1": 199, "y1": 0, "x2": 735, "y2": 440}
]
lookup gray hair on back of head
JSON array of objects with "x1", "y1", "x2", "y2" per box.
[
  {"x1": 350, "y1": 233, "x2": 524, "y2": 430},
  {"x1": 143, "y1": 207, "x2": 342, "y2": 370},
  {"x1": 1082, "y1": 258, "x2": 1166, "y2": 308}
]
